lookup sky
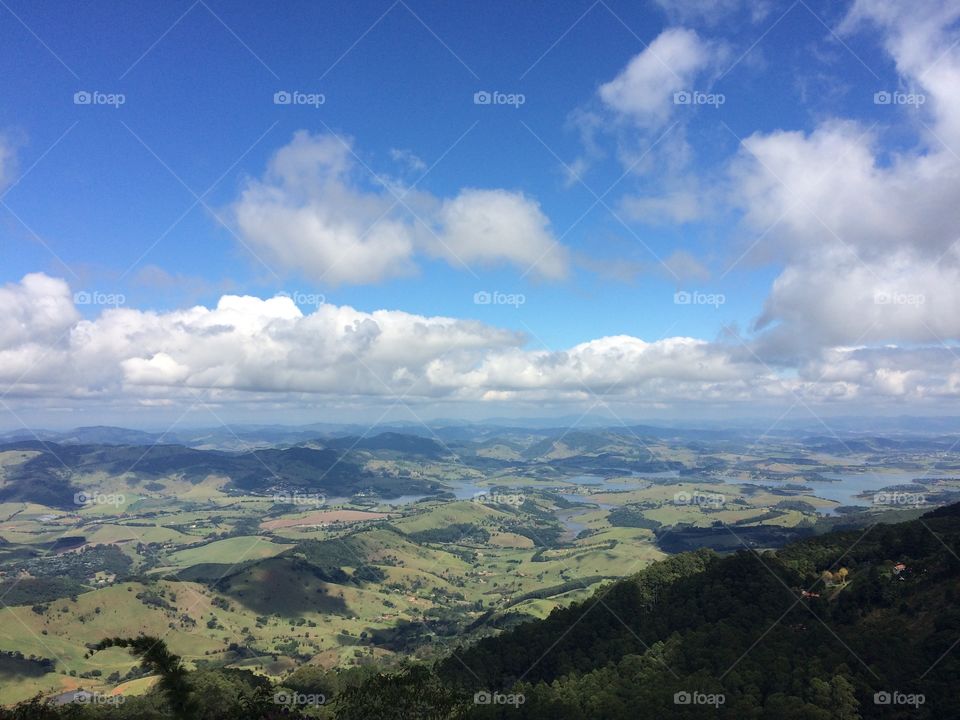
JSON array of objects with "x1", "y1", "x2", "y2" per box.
[{"x1": 1, "y1": 0, "x2": 959, "y2": 430}]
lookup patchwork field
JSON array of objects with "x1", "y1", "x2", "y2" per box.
[{"x1": 1, "y1": 427, "x2": 957, "y2": 706}]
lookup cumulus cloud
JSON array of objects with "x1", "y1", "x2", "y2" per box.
[
  {"x1": 729, "y1": 0, "x2": 960, "y2": 357},
  {"x1": 1, "y1": 273, "x2": 524, "y2": 400},
  {"x1": 233, "y1": 132, "x2": 417, "y2": 285},
  {"x1": 3, "y1": 273, "x2": 960, "y2": 414},
  {"x1": 598, "y1": 28, "x2": 719, "y2": 128},
  {"x1": 754, "y1": 247, "x2": 960, "y2": 357},
  {"x1": 732, "y1": 121, "x2": 960, "y2": 263},
  {"x1": 798, "y1": 345, "x2": 960, "y2": 401},
  {"x1": 432, "y1": 189, "x2": 567, "y2": 279},
  {"x1": 232, "y1": 132, "x2": 568, "y2": 285},
  {"x1": 0, "y1": 273, "x2": 77, "y2": 380}
]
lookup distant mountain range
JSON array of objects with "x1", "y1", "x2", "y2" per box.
[
  {"x1": 4, "y1": 415, "x2": 960, "y2": 450},
  {"x1": 0, "y1": 436, "x2": 443, "y2": 508}
]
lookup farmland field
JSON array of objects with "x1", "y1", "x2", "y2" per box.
[{"x1": 0, "y1": 426, "x2": 958, "y2": 707}]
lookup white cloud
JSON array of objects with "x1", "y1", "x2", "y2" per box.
[
  {"x1": 0, "y1": 273, "x2": 78, "y2": 347},
  {"x1": 432, "y1": 189, "x2": 567, "y2": 279},
  {"x1": 729, "y1": 0, "x2": 960, "y2": 357},
  {"x1": 843, "y1": 0, "x2": 960, "y2": 145},
  {"x1": 732, "y1": 121, "x2": 960, "y2": 263},
  {"x1": 389, "y1": 147, "x2": 427, "y2": 174},
  {"x1": 798, "y1": 345, "x2": 960, "y2": 401},
  {"x1": 754, "y1": 247, "x2": 960, "y2": 357},
  {"x1": 579, "y1": 27, "x2": 724, "y2": 247},
  {"x1": 0, "y1": 274, "x2": 79, "y2": 393},
  {"x1": 652, "y1": 0, "x2": 772, "y2": 25},
  {"x1": 233, "y1": 132, "x2": 417, "y2": 286},
  {"x1": 5, "y1": 273, "x2": 960, "y2": 415},
  {"x1": 232, "y1": 132, "x2": 568, "y2": 285},
  {"x1": 598, "y1": 28, "x2": 718, "y2": 127}
]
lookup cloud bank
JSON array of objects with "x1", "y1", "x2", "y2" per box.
[{"x1": 2, "y1": 274, "x2": 958, "y2": 415}]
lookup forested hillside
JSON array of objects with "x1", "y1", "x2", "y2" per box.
[{"x1": 341, "y1": 503, "x2": 960, "y2": 719}]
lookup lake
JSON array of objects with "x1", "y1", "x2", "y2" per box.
[{"x1": 816, "y1": 471, "x2": 929, "y2": 508}]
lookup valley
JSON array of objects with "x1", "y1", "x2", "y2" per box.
[{"x1": 1, "y1": 423, "x2": 958, "y2": 708}]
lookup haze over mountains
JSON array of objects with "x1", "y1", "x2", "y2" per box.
[{"x1": 6, "y1": 414, "x2": 960, "y2": 448}]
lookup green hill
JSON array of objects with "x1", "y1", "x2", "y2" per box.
[{"x1": 342, "y1": 503, "x2": 960, "y2": 719}]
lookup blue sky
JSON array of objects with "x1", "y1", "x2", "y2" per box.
[{"x1": 2, "y1": 0, "x2": 959, "y2": 427}]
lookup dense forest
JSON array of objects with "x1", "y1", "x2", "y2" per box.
[{"x1": 4, "y1": 503, "x2": 959, "y2": 719}]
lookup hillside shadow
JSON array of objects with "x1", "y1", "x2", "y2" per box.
[{"x1": 212, "y1": 557, "x2": 351, "y2": 617}]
